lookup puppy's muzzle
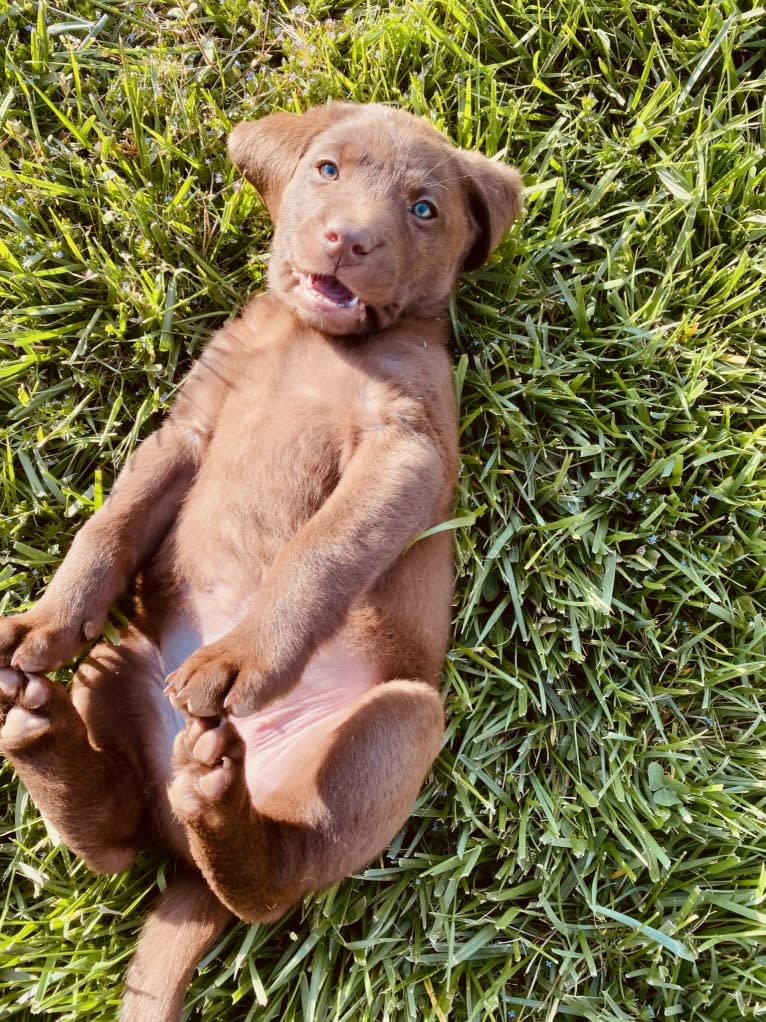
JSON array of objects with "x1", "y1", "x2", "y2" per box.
[{"x1": 322, "y1": 218, "x2": 374, "y2": 266}]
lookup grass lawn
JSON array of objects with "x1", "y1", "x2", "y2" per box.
[{"x1": 1, "y1": 0, "x2": 765, "y2": 1019}]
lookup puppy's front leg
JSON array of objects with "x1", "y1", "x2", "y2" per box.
[
  {"x1": 168, "y1": 427, "x2": 444, "y2": 717},
  {"x1": 0, "y1": 430, "x2": 195, "y2": 674},
  {"x1": 0, "y1": 338, "x2": 233, "y2": 674}
]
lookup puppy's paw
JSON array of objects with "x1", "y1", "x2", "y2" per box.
[
  {"x1": 0, "y1": 608, "x2": 93, "y2": 674},
  {"x1": 169, "y1": 718, "x2": 245, "y2": 825},
  {"x1": 165, "y1": 641, "x2": 272, "y2": 717},
  {"x1": 0, "y1": 668, "x2": 57, "y2": 750}
]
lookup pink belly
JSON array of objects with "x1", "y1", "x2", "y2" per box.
[
  {"x1": 157, "y1": 599, "x2": 382, "y2": 816},
  {"x1": 230, "y1": 637, "x2": 381, "y2": 814}
]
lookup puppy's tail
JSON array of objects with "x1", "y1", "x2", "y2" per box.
[{"x1": 120, "y1": 867, "x2": 232, "y2": 1022}]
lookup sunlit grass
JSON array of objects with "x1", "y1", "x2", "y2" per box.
[{"x1": 1, "y1": 1, "x2": 765, "y2": 1019}]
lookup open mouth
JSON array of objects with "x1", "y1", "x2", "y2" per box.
[{"x1": 302, "y1": 273, "x2": 360, "y2": 309}]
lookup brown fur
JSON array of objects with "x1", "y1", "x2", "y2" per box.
[{"x1": 0, "y1": 102, "x2": 522, "y2": 1020}]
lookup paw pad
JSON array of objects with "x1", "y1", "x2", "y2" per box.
[
  {"x1": 169, "y1": 719, "x2": 243, "y2": 820},
  {"x1": 0, "y1": 670, "x2": 51, "y2": 745}
]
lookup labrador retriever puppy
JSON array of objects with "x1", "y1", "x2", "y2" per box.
[{"x1": 0, "y1": 102, "x2": 522, "y2": 1021}]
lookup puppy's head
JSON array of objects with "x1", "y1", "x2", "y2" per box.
[{"x1": 229, "y1": 103, "x2": 522, "y2": 336}]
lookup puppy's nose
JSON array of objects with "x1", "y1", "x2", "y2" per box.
[{"x1": 322, "y1": 219, "x2": 373, "y2": 264}]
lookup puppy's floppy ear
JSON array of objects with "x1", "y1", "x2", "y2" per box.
[
  {"x1": 460, "y1": 151, "x2": 524, "y2": 271},
  {"x1": 228, "y1": 103, "x2": 358, "y2": 220}
]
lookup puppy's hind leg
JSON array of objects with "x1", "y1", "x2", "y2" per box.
[
  {"x1": 168, "y1": 716, "x2": 308, "y2": 922},
  {"x1": 169, "y1": 679, "x2": 444, "y2": 923},
  {"x1": 0, "y1": 631, "x2": 171, "y2": 874},
  {"x1": 0, "y1": 665, "x2": 143, "y2": 873}
]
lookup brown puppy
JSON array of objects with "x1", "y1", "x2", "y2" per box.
[{"x1": 0, "y1": 102, "x2": 522, "y2": 1021}]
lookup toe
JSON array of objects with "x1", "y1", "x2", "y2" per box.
[
  {"x1": 21, "y1": 676, "x2": 48, "y2": 710},
  {"x1": 192, "y1": 726, "x2": 227, "y2": 766},
  {"x1": 197, "y1": 759, "x2": 234, "y2": 800},
  {"x1": 168, "y1": 771, "x2": 199, "y2": 815},
  {"x1": 1, "y1": 704, "x2": 48, "y2": 743},
  {"x1": 0, "y1": 669, "x2": 22, "y2": 700}
]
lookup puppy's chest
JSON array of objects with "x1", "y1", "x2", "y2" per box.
[{"x1": 191, "y1": 355, "x2": 381, "y2": 531}]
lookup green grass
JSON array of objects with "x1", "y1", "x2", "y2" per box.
[{"x1": 1, "y1": 0, "x2": 765, "y2": 1019}]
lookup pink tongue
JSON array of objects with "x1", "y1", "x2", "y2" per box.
[{"x1": 310, "y1": 274, "x2": 356, "y2": 305}]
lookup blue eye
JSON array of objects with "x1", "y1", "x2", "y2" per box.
[
  {"x1": 318, "y1": 161, "x2": 339, "y2": 180},
  {"x1": 411, "y1": 199, "x2": 437, "y2": 220}
]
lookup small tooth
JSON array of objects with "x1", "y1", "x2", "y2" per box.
[{"x1": 348, "y1": 296, "x2": 359, "y2": 307}]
